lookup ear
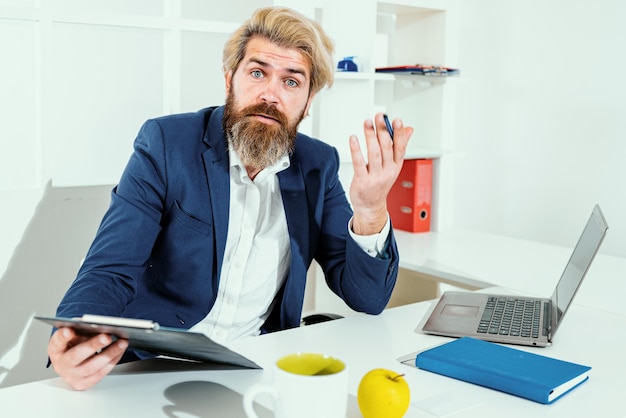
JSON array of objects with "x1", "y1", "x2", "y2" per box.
[
  {"x1": 303, "y1": 93, "x2": 316, "y2": 117},
  {"x1": 225, "y1": 70, "x2": 233, "y2": 95}
]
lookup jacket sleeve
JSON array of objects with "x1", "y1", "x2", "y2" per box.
[
  {"x1": 314, "y1": 148, "x2": 399, "y2": 315},
  {"x1": 55, "y1": 119, "x2": 167, "y2": 318}
]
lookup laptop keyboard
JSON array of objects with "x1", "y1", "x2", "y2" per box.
[{"x1": 477, "y1": 296, "x2": 547, "y2": 339}]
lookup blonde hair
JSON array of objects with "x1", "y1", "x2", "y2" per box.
[{"x1": 223, "y1": 6, "x2": 335, "y2": 95}]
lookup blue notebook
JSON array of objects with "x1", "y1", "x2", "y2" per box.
[{"x1": 415, "y1": 337, "x2": 591, "y2": 404}]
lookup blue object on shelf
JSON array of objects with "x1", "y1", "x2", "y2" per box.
[{"x1": 337, "y1": 56, "x2": 358, "y2": 72}]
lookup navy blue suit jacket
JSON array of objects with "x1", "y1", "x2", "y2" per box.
[{"x1": 56, "y1": 106, "x2": 399, "y2": 335}]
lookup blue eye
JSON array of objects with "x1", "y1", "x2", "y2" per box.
[
  {"x1": 286, "y1": 79, "x2": 298, "y2": 87},
  {"x1": 251, "y1": 70, "x2": 263, "y2": 78}
]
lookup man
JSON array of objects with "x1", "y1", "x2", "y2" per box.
[{"x1": 47, "y1": 6, "x2": 413, "y2": 390}]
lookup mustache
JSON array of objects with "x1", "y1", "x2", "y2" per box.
[{"x1": 241, "y1": 103, "x2": 289, "y2": 125}]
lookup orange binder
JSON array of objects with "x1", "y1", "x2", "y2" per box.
[{"x1": 387, "y1": 159, "x2": 432, "y2": 232}]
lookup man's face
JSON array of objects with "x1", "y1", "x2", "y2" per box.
[{"x1": 223, "y1": 36, "x2": 315, "y2": 172}]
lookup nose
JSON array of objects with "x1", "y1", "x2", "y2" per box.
[{"x1": 260, "y1": 78, "x2": 280, "y2": 105}]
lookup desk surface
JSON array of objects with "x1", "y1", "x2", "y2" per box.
[
  {"x1": 394, "y1": 229, "x2": 626, "y2": 316},
  {"x1": 2, "y1": 292, "x2": 625, "y2": 417}
]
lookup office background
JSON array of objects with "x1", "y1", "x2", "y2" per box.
[{"x1": 1, "y1": 0, "x2": 624, "y2": 388}]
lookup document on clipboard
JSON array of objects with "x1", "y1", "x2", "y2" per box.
[{"x1": 36, "y1": 314, "x2": 261, "y2": 369}]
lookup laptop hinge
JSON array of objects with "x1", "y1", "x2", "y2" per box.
[{"x1": 543, "y1": 301, "x2": 552, "y2": 339}]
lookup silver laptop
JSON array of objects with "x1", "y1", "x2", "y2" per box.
[{"x1": 422, "y1": 204, "x2": 608, "y2": 347}]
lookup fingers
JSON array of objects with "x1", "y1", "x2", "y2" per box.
[
  {"x1": 393, "y1": 121, "x2": 413, "y2": 161},
  {"x1": 349, "y1": 134, "x2": 367, "y2": 178},
  {"x1": 363, "y1": 118, "x2": 384, "y2": 170},
  {"x1": 349, "y1": 113, "x2": 414, "y2": 214},
  {"x1": 379, "y1": 114, "x2": 411, "y2": 163},
  {"x1": 48, "y1": 327, "x2": 128, "y2": 391},
  {"x1": 351, "y1": 114, "x2": 412, "y2": 171},
  {"x1": 65, "y1": 340, "x2": 128, "y2": 391}
]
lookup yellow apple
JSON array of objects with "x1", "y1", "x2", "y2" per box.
[{"x1": 357, "y1": 368, "x2": 410, "y2": 418}]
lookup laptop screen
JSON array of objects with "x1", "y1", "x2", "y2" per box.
[{"x1": 551, "y1": 205, "x2": 608, "y2": 333}]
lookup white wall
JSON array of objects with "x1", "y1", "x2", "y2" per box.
[{"x1": 453, "y1": 0, "x2": 626, "y2": 257}]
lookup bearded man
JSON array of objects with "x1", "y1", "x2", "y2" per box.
[{"x1": 47, "y1": 6, "x2": 413, "y2": 390}]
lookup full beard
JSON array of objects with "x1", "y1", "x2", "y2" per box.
[{"x1": 222, "y1": 93, "x2": 304, "y2": 172}]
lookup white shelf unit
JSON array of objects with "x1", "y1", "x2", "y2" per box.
[
  {"x1": 307, "y1": 0, "x2": 457, "y2": 232},
  {"x1": 306, "y1": 0, "x2": 458, "y2": 317}
]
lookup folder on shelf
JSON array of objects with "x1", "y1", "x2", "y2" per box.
[
  {"x1": 387, "y1": 159, "x2": 432, "y2": 232},
  {"x1": 375, "y1": 65, "x2": 459, "y2": 77},
  {"x1": 414, "y1": 337, "x2": 591, "y2": 404}
]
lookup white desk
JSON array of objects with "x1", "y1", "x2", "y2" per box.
[
  {"x1": 1, "y1": 292, "x2": 624, "y2": 417},
  {"x1": 394, "y1": 229, "x2": 626, "y2": 316}
]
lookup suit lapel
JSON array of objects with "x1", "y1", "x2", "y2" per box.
[
  {"x1": 201, "y1": 107, "x2": 230, "y2": 275},
  {"x1": 278, "y1": 163, "x2": 308, "y2": 257},
  {"x1": 277, "y1": 162, "x2": 309, "y2": 326}
]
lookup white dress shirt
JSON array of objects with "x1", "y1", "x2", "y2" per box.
[{"x1": 190, "y1": 143, "x2": 390, "y2": 343}]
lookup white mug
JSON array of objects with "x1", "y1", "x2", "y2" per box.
[{"x1": 243, "y1": 352, "x2": 348, "y2": 418}]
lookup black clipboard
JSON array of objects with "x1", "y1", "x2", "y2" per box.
[{"x1": 36, "y1": 315, "x2": 261, "y2": 369}]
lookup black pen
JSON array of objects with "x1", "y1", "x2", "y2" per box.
[{"x1": 383, "y1": 114, "x2": 394, "y2": 141}]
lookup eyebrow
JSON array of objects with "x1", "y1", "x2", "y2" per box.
[{"x1": 247, "y1": 57, "x2": 308, "y2": 79}]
